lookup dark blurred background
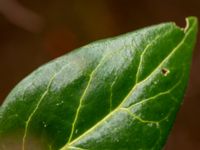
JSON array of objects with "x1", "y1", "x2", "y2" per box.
[{"x1": 0, "y1": 0, "x2": 199, "y2": 149}]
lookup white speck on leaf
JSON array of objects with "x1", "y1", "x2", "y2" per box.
[{"x1": 43, "y1": 121, "x2": 47, "y2": 128}]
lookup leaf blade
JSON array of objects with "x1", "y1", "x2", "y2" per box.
[{"x1": 0, "y1": 17, "x2": 198, "y2": 150}]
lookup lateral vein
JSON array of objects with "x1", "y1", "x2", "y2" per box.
[
  {"x1": 135, "y1": 34, "x2": 162, "y2": 83},
  {"x1": 127, "y1": 75, "x2": 183, "y2": 109},
  {"x1": 22, "y1": 73, "x2": 56, "y2": 150},
  {"x1": 67, "y1": 46, "x2": 126, "y2": 143},
  {"x1": 22, "y1": 63, "x2": 72, "y2": 150},
  {"x1": 120, "y1": 108, "x2": 159, "y2": 124}
]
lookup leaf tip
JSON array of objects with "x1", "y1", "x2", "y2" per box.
[{"x1": 184, "y1": 16, "x2": 198, "y2": 33}]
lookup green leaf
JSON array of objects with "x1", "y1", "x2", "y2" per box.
[{"x1": 0, "y1": 17, "x2": 198, "y2": 150}]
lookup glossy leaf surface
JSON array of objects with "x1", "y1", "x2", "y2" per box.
[{"x1": 0, "y1": 17, "x2": 198, "y2": 150}]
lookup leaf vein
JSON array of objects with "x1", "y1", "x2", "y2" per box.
[
  {"x1": 135, "y1": 34, "x2": 162, "y2": 83},
  {"x1": 120, "y1": 108, "x2": 159, "y2": 124},
  {"x1": 67, "y1": 46, "x2": 126, "y2": 143},
  {"x1": 22, "y1": 73, "x2": 56, "y2": 150},
  {"x1": 127, "y1": 75, "x2": 182, "y2": 109},
  {"x1": 22, "y1": 63, "x2": 75, "y2": 149},
  {"x1": 109, "y1": 77, "x2": 118, "y2": 112}
]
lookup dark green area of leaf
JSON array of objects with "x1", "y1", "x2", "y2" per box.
[{"x1": 0, "y1": 17, "x2": 198, "y2": 150}]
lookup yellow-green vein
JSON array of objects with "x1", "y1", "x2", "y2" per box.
[
  {"x1": 127, "y1": 75, "x2": 183, "y2": 109},
  {"x1": 22, "y1": 73, "x2": 56, "y2": 150},
  {"x1": 67, "y1": 45, "x2": 127, "y2": 143}
]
